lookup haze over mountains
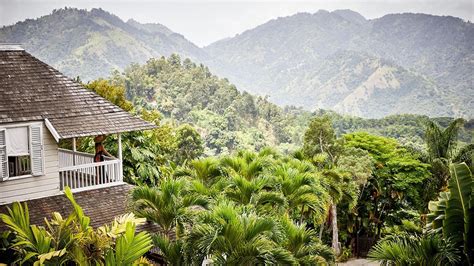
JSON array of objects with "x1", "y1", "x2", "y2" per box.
[{"x1": 0, "y1": 7, "x2": 472, "y2": 118}]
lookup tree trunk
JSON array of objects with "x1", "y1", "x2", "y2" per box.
[
  {"x1": 319, "y1": 222, "x2": 324, "y2": 239},
  {"x1": 331, "y1": 203, "x2": 340, "y2": 256}
]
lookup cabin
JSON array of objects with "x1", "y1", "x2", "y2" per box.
[{"x1": 0, "y1": 45, "x2": 155, "y2": 224}]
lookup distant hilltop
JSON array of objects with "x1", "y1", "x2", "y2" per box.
[{"x1": 0, "y1": 7, "x2": 472, "y2": 118}]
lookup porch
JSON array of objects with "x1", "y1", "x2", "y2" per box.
[{"x1": 58, "y1": 135, "x2": 124, "y2": 192}]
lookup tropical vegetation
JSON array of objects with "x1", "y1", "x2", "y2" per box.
[
  {"x1": 0, "y1": 187, "x2": 153, "y2": 265},
  {"x1": 0, "y1": 39, "x2": 473, "y2": 264}
]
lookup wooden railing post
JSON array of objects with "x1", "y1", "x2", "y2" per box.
[
  {"x1": 118, "y1": 133, "x2": 122, "y2": 181},
  {"x1": 72, "y1": 137, "x2": 76, "y2": 166}
]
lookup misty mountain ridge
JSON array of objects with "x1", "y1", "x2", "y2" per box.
[
  {"x1": 0, "y1": 7, "x2": 472, "y2": 118},
  {"x1": 204, "y1": 9, "x2": 473, "y2": 118}
]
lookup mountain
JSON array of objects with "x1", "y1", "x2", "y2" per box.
[
  {"x1": 1, "y1": 8, "x2": 472, "y2": 118},
  {"x1": 106, "y1": 55, "x2": 474, "y2": 154},
  {"x1": 0, "y1": 7, "x2": 208, "y2": 80},
  {"x1": 205, "y1": 10, "x2": 474, "y2": 118}
]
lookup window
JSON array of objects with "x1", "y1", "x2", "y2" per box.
[
  {"x1": 0, "y1": 123, "x2": 44, "y2": 181},
  {"x1": 7, "y1": 126, "x2": 31, "y2": 177}
]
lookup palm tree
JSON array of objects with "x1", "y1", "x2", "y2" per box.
[
  {"x1": 220, "y1": 150, "x2": 271, "y2": 180},
  {"x1": 424, "y1": 118, "x2": 473, "y2": 191},
  {"x1": 278, "y1": 217, "x2": 335, "y2": 264},
  {"x1": 272, "y1": 162, "x2": 330, "y2": 223},
  {"x1": 368, "y1": 234, "x2": 461, "y2": 265},
  {"x1": 225, "y1": 174, "x2": 271, "y2": 204},
  {"x1": 130, "y1": 178, "x2": 208, "y2": 236},
  {"x1": 175, "y1": 158, "x2": 227, "y2": 200},
  {"x1": 425, "y1": 118, "x2": 465, "y2": 161},
  {"x1": 175, "y1": 157, "x2": 223, "y2": 187},
  {"x1": 186, "y1": 202, "x2": 296, "y2": 265},
  {"x1": 152, "y1": 234, "x2": 186, "y2": 266}
]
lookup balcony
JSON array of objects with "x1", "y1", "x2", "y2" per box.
[{"x1": 58, "y1": 148, "x2": 123, "y2": 192}]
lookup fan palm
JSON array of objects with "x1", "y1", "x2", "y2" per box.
[{"x1": 130, "y1": 178, "x2": 208, "y2": 236}]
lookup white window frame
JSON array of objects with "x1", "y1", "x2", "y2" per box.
[{"x1": 0, "y1": 122, "x2": 44, "y2": 181}]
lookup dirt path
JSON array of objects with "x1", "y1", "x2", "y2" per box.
[{"x1": 337, "y1": 258, "x2": 379, "y2": 265}]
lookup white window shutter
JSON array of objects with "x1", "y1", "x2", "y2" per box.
[
  {"x1": 30, "y1": 124, "x2": 44, "y2": 176},
  {"x1": 0, "y1": 129, "x2": 7, "y2": 181}
]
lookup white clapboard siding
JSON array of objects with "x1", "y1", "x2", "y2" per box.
[
  {"x1": 0, "y1": 122, "x2": 60, "y2": 204},
  {"x1": 0, "y1": 129, "x2": 7, "y2": 181}
]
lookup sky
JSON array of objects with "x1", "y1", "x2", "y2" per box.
[{"x1": 0, "y1": 0, "x2": 472, "y2": 47}]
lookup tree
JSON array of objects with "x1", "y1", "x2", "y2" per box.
[
  {"x1": 425, "y1": 118, "x2": 465, "y2": 161},
  {"x1": 85, "y1": 79, "x2": 133, "y2": 111},
  {"x1": 272, "y1": 161, "x2": 330, "y2": 223},
  {"x1": 278, "y1": 216, "x2": 335, "y2": 264},
  {"x1": 343, "y1": 132, "x2": 430, "y2": 239},
  {"x1": 368, "y1": 234, "x2": 460, "y2": 265},
  {"x1": 303, "y1": 115, "x2": 345, "y2": 255},
  {"x1": 174, "y1": 124, "x2": 204, "y2": 164},
  {"x1": 424, "y1": 118, "x2": 473, "y2": 197},
  {"x1": 130, "y1": 178, "x2": 208, "y2": 236},
  {"x1": 186, "y1": 202, "x2": 295, "y2": 265},
  {"x1": 151, "y1": 234, "x2": 186, "y2": 266},
  {"x1": 303, "y1": 115, "x2": 338, "y2": 163}
]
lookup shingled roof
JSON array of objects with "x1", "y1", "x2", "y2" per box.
[{"x1": 0, "y1": 45, "x2": 156, "y2": 139}]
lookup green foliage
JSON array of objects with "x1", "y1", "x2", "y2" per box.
[
  {"x1": 186, "y1": 202, "x2": 296, "y2": 265},
  {"x1": 425, "y1": 118, "x2": 465, "y2": 161},
  {"x1": 0, "y1": 187, "x2": 152, "y2": 265},
  {"x1": 80, "y1": 80, "x2": 206, "y2": 185},
  {"x1": 278, "y1": 216, "x2": 335, "y2": 264},
  {"x1": 0, "y1": 230, "x2": 16, "y2": 264},
  {"x1": 303, "y1": 115, "x2": 338, "y2": 163},
  {"x1": 85, "y1": 79, "x2": 133, "y2": 111},
  {"x1": 152, "y1": 234, "x2": 186, "y2": 266},
  {"x1": 342, "y1": 132, "x2": 430, "y2": 238},
  {"x1": 368, "y1": 234, "x2": 461, "y2": 265},
  {"x1": 83, "y1": 56, "x2": 473, "y2": 162},
  {"x1": 110, "y1": 55, "x2": 309, "y2": 155},
  {"x1": 131, "y1": 179, "x2": 208, "y2": 236},
  {"x1": 427, "y1": 163, "x2": 474, "y2": 264},
  {"x1": 174, "y1": 124, "x2": 204, "y2": 164},
  {"x1": 104, "y1": 222, "x2": 153, "y2": 266},
  {"x1": 130, "y1": 150, "x2": 336, "y2": 265},
  {"x1": 423, "y1": 118, "x2": 474, "y2": 200}
]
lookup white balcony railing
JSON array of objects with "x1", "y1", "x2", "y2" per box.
[{"x1": 58, "y1": 148, "x2": 122, "y2": 191}]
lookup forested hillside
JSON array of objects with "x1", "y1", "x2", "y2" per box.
[
  {"x1": 99, "y1": 55, "x2": 473, "y2": 155},
  {"x1": 0, "y1": 8, "x2": 472, "y2": 118},
  {"x1": 0, "y1": 7, "x2": 207, "y2": 80},
  {"x1": 205, "y1": 10, "x2": 473, "y2": 118}
]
